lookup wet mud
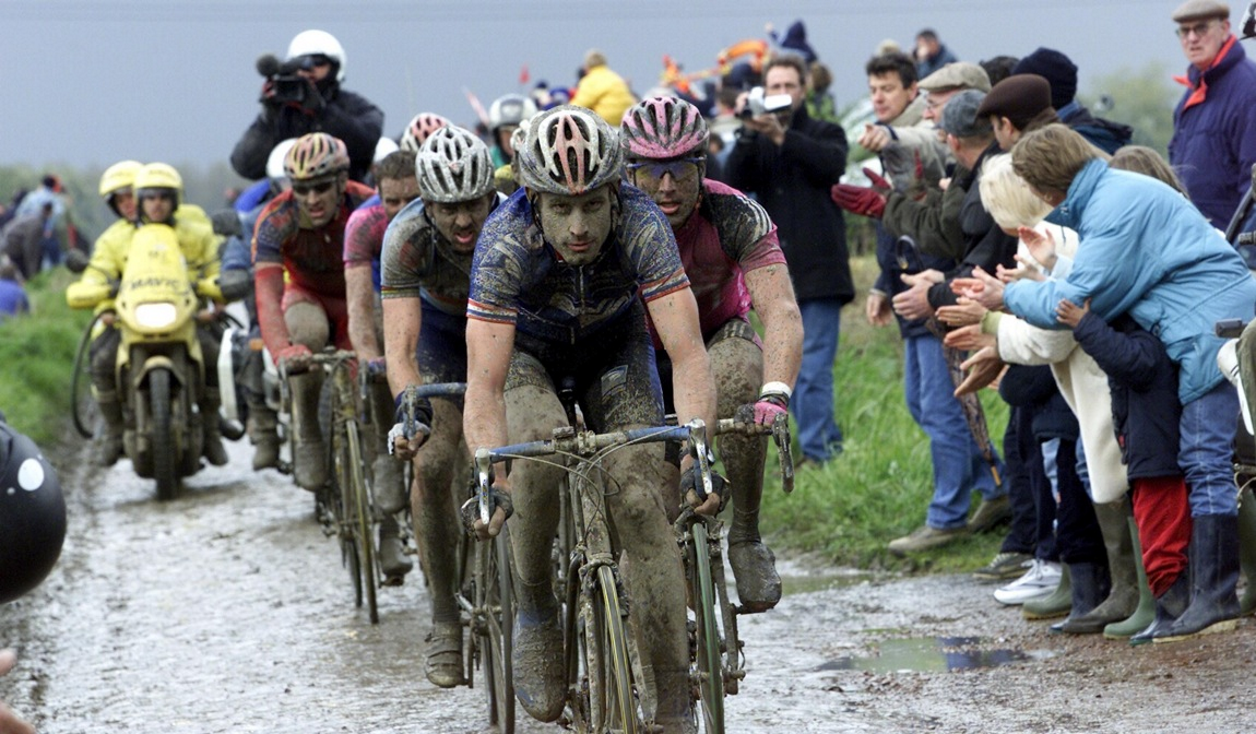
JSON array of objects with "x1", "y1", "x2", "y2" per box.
[{"x1": 3, "y1": 439, "x2": 1256, "y2": 733}]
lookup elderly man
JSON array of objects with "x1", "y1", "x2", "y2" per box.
[{"x1": 1168, "y1": 0, "x2": 1256, "y2": 234}]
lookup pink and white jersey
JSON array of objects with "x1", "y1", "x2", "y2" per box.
[{"x1": 649, "y1": 178, "x2": 785, "y2": 348}]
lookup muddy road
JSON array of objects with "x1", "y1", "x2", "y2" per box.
[{"x1": 3, "y1": 437, "x2": 1256, "y2": 733}]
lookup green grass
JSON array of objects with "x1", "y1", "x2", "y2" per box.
[
  {"x1": 0, "y1": 269, "x2": 92, "y2": 446},
  {"x1": 756, "y1": 255, "x2": 1010, "y2": 573}
]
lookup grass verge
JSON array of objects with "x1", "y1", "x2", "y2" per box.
[
  {"x1": 0, "y1": 269, "x2": 92, "y2": 446},
  {"x1": 757, "y1": 255, "x2": 1010, "y2": 574}
]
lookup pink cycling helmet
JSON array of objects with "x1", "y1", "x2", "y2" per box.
[
  {"x1": 516, "y1": 105, "x2": 623, "y2": 196},
  {"x1": 620, "y1": 96, "x2": 709, "y2": 160},
  {"x1": 400, "y1": 113, "x2": 452, "y2": 153}
]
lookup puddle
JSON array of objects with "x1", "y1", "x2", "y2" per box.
[{"x1": 817, "y1": 636, "x2": 1059, "y2": 673}]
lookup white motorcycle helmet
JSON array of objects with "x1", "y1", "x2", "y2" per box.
[{"x1": 287, "y1": 29, "x2": 346, "y2": 83}]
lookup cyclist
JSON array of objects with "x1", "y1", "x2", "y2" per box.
[
  {"x1": 73, "y1": 163, "x2": 228, "y2": 467},
  {"x1": 253, "y1": 132, "x2": 374, "y2": 490},
  {"x1": 620, "y1": 95, "x2": 801, "y2": 613},
  {"x1": 344, "y1": 149, "x2": 422, "y2": 583},
  {"x1": 463, "y1": 105, "x2": 716, "y2": 730},
  {"x1": 399, "y1": 112, "x2": 452, "y2": 155},
  {"x1": 380, "y1": 125, "x2": 504, "y2": 688},
  {"x1": 220, "y1": 139, "x2": 295, "y2": 471},
  {"x1": 487, "y1": 93, "x2": 538, "y2": 169}
]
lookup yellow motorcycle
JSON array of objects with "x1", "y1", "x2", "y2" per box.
[{"x1": 67, "y1": 224, "x2": 220, "y2": 499}]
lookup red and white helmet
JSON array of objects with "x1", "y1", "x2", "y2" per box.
[
  {"x1": 620, "y1": 96, "x2": 709, "y2": 160},
  {"x1": 516, "y1": 105, "x2": 623, "y2": 196},
  {"x1": 400, "y1": 113, "x2": 452, "y2": 154}
]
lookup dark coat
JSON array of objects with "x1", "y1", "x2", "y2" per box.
[
  {"x1": 724, "y1": 104, "x2": 853, "y2": 303},
  {"x1": 1062, "y1": 104, "x2": 1133, "y2": 155},
  {"x1": 1072, "y1": 313, "x2": 1182, "y2": 480},
  {"x1": 926, "y1": 142, "x2": 1019, "y2": 311},
  {"x1": 1169, "y1": 37, "x2": 1256, "y2": 229},
  {"x1": 231, "y1": 84, "x2": 384, "y2": 183}
]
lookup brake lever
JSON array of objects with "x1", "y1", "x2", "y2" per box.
[{"x1": 772, "y1": 413, "x2": 794, "y2": 493}]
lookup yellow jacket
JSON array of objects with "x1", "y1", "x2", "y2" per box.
[
  {"x1": 66, "y1": 211, "x2": 222, "y2": 312},
  {"x1": 570, "y1": 64, "x2": 636, "y2": 126}
]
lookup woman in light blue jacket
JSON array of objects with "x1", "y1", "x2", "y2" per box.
[{"x1": 999, "y1": 124, "x2": 1256, "y2": 643}]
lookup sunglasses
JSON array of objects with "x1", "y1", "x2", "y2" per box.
[
  {"x1": 138, "y1": 190, "x2": 174, "y2": 202},
  {"x1": 291, "y1": 180, "x2": 335, "y2": 196},
  {"x1": 625, "y1": 157, "x2": 704, "y2": 182},
  {"x1": 296, "y1": 54, "x2": 333, "y2": 70},
  {"x1": 1176, "y1": 20, "x2": 1218, "y2": 38}
]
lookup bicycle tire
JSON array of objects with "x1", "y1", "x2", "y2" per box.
[
  {"x1": 344, "y1": 417, "x2": 379, "y2": 624},
  {"x1": 588, "y1": 564, "x2": 638, "y2": 734},
  {"x1": 691, "y1": 527, "x2": 725, "y2": 733},
  {"x1": 480, "y1": 527, "x2": 515, "y2": 732},
  {"x1": 70, "y1": 314, "x2": 100, "y2": 439}
]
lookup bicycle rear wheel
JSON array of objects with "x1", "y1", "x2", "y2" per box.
[
  {"x1": 586, "y1": 564, "x2": 638, "y2": 733},
  {"x1": 690, "y1": 526, "x2": 725, "y2": 733},
  {"x1": 343, "y1": 417, "x2": 379, "y2": 624}
]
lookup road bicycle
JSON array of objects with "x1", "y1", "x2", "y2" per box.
[
  {"x1": 473, "y1": 415, "x2": 752, "y2": 733},
  {"x1": 396, "y1": 382, "x2": 516, "y2": 733}
]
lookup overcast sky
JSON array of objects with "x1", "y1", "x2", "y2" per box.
[{"x1": 0, "y1": 0, "x2": 1208, "y2": 176}]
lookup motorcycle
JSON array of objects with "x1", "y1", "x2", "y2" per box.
[{"x1": 66, "y1": 224, "x2": 221, "y2": 500}]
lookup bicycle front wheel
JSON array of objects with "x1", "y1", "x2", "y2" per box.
[
  {"x1": 586, "y1": 564, "x2": 638, "y2": 734},
  {"x1": 690, "y1": 526, "x2": 725, "y2": 733},
  {"x1": 478, "y1": 527, "x2": 515, "y2": 732}
]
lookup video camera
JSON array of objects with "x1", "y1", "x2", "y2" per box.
[
  {"x1": 739, "y1": 86, "x2": 793, "y2": 119},
  {"x1": 256, "y1": 54, "x2": 309, "y2": 106}
]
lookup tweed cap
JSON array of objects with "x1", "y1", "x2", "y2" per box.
[
  {"x1": 938, "y1": 89, "x2": 992, "y2": 138},
  {"x1": 1172, "y1": 0, "x2": 1230, "y2": 22},
  {"x1": 918, "y1": 62, "x2": 992, "y2": 93},
  {"x1": 976, "y1": 74, "x2": 1053, "y2": 128}
]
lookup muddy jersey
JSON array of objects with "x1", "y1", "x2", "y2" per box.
[
  {"x1": 343, "y1": 200, "x2": 388, "y2": 289},
  {"x1": 252, "y1": 180, "x2": 375, "y2": 298},
  {"x1": 380, "y1": 194, "x2": 505, "y2": 317},
  {"x1": 468, "y1": 184, "x2": 690, "y2": 347},
  {"x1": 649, "y1": 178, "x2": 784, "y2": 348}
]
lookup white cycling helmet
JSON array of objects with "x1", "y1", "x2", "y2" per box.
[
  {"x1": 516, "y1": 105, "x2": 623, "y2": 196},
  {"x1": 374, "y1": 136, "x2": 400, "y2": 164},
  {"x1": 416, "y1": 126, "x2": 495, "y2": 203},
  {"x1": 488, "y1": 94, "x2": 539, "y2": 134},
  {"x1": 287, "y1": 29, "x2": 346, "y2": 83},
  {"x1": 266, "y1": 138, "x2": 299, "y2": 182}
]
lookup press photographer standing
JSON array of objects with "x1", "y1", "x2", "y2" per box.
[
  {"x1": 231, "y1": 29, "x2": 383, "y2": 183},
  {"x1": 725, "y1": 53, "x2": 852, "y2": 466}
]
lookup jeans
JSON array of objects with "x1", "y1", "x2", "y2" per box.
[
  {"x1": 794, "y1": 297, "x2": 844, "y2": 462},
  {"x1": 903, "y1": 334, "x2": 1004, "y2": 529},
  {"x1": 1180, "y1": 381, "x2": 1241, "y2": 517}
]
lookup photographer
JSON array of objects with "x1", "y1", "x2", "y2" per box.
[
  {"x1": 725, "y1": 52, "x2": 851, "y2": 466},
  {"x1": 231, "y1": 29, "x2": 383, "y2": 183}
]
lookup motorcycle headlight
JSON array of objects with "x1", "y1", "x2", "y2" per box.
[{"x1": 134, "y1": 301, "x2": 178, "y2": 329}]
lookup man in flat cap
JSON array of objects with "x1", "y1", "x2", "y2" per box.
[
  {"x1": 977, "y1": 74, "x2": 1061, "y2": 154},
  {"x1": 1169, "y1": 0, "x2": 1256, "y2": 236}
]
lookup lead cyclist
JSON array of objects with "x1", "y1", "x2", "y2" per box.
[{"x1": 462, "y1": 105, "x2": 717, "y2": 732}]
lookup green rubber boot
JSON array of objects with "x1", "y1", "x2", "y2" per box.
[
  {"x1": 1022, "y1": 563, "x2": 1071, "y2": 620},
  {"x1": 1104, "y1": 516, "x2": 1155, "y2": 638}
]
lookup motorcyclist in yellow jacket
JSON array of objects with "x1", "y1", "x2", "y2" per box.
[{"x1": 69, "y1": 162, "x2": 227, "y2": 467}]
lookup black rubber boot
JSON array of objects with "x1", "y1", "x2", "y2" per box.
[
  {"x1": 1130, "y1": 571, "x2": 1190, "y2": 646},
  {"x1": 1049, "y1": 562, "x2": 1109, "y2": 634},
  {"x1": 200, "y1": 388, "x2": 230, "y2": 466},
  {"x1": 1157, "y1": 513, "x2": 1240, "y2": 642},
  {"x1": 94, "y1": 390, "x2": 126, "y2": 467},
  {"x1": 1060, "y1": 499, "x2": 1138, "y2": 634}
]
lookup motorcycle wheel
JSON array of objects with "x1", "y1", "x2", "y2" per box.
[{"x1": 150, "y1": 368, "x2": 179, "y2": 501}]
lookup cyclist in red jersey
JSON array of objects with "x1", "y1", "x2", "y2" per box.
[{"x1": 252, "y1": 132, "x2": 374, "y2": 490}]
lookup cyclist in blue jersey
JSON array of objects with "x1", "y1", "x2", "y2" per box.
[{"x1": 463, "y1": 105, "x2": 716, "y2": 731}]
